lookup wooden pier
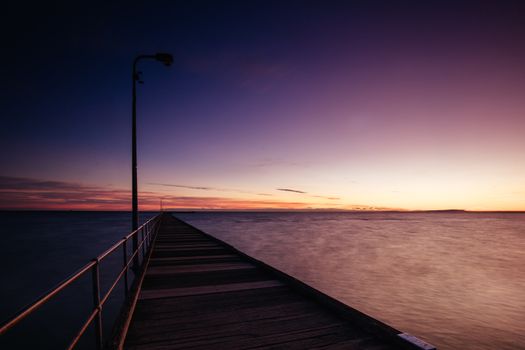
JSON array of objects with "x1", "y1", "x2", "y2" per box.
[{"x1": 119, "y1": 214, "x2": 435, "y2": 350}]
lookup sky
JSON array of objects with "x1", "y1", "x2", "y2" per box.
[{"x1": 1, "y1": 0, "x2": 525, "y2": 211}]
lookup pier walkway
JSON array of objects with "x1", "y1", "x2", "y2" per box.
[{"x1": 119, "y1": 214, "x2": 435, "y2": 350}]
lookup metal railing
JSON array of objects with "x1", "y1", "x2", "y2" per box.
[{"x1": 0, "y1": 213, "x2": 162, "y2": 349}]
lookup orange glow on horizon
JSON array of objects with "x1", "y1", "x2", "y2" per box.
[{"x1": 1, "y1": 176, "x2": 524, "y2": 212}]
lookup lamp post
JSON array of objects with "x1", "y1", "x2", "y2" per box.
[{"x1": 132, "y1": 53, "x2": 173, "y2": 271}]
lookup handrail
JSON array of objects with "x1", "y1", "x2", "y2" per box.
[
  {"x1": 0, "y1": 213, "x2": 163, "y2": 349},
  {"x1": 115, "y1": 218, "x2": 161, "y2": 350}
]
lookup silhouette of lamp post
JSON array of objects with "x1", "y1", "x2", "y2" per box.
[{"x1": 132, "y1": 53, "x2": 173, "y2": 271}]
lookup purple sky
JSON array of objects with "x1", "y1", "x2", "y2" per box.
[{"x1": 2, "y1": 1, "x2": 525, "y2": 210}]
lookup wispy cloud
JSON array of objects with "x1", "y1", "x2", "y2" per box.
[
  {"x1": 312, "y1": 195, "x2": 341, "y2": 200},
  {"x1": 277, "y1": 188, "x2": 307, "y2": 194},
  {"x1": 0, "y1": 176, "x2": 355, "y2": 210},
  {"x1": 149, "y1": 182, "x2": 273, "y2": 197},
  {"x1": 2, "y1": 176, "x2": 328, "y2": 210},
  {"x1": 150, "y1": 183, "x2": 218, "y2": 191},
  {"x1": 277, "y1": 187, "x2": 339, "y2": 200},
  {"x1": 0, "y1": 176, "x2": 130, "y2": 210},
  {"x1": 152, "y1": 183, "x2": 339, "y2": 201},
  {"x1": 0, "y1": 176, "x2": 95, "y2": 191}
]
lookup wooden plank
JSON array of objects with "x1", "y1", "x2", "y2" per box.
[
  {"x1": 131, "y1": 287, "x2": 297, "y2": 317},
  {"x1": 151, "y1": 248, "x2": 230, "y2": 257},
  {"x1": 130, "y1": 301, "x2": 319, "y2": 328},
  {"x1": 142, "y1": 268, "x2": 273, "y2": 290},
  {"x1": 139, "y1": 280, "x2": 284, "y2": 300},
  {"x1": 154, "y1": 246, "x2": 225, "y2": 251},
  {"x1": 149, "y1": 255, "x2": 242, "y2": 266},
  {"x1": 126, "y1": 324, "x2": 367, "y2": 350},
  {"x1": 150, "y1": 254, "x2": 237, "y2": 261},
  {"x1": 146, "y1": 262, "x2": 256, "y2": 274},
  {"x1": 128, "y1": 307, "x2": 336, "y2": 339},
  {"x1": 149, "y1": 255, "x2": 239, "y2": 264}
]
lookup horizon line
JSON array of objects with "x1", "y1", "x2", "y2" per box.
[{"x1": 2, "y1": 208, "x2": 525, "y2": 213}]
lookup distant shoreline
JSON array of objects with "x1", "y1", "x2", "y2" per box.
[{"x1": 1, "y1": 209, "x2": 525, "y2": 214}]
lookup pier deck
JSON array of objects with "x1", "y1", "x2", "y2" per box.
[{"x1": 122, "y1": 214, "x2": 433, "y2": 350}]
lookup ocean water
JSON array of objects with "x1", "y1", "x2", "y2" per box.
[
  {"x1": 1, "y1": 211, "x2": 524, "y2": 349},
  {"x1": 0, "y1": 211, "x2": 157, "y2": 350},
  {"x1": 176, "y1": 211, "x2": 525, "y2": 350}
]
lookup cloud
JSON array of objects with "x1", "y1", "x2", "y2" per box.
[
  {"x1": 276, "y1": 187, "x2": 340, "y2": 200},
  {"x1": 0, "y1": 175, "x2": 134, "y2": 210},
  {"x1": 277, "y1": 188, "x2": 307, "y2": 194},
  {"x1": 0, "y1": 176, "x2": 96, "y2": 191},
  {"x1": 149, "y1": 182, "x2": 273, "y2": 197},
  {"x1": 311, "y1": 195, "x2": 341, "y2": 200},
  {"x1": 0, "y1": 176, "x2": 355, "y2": 210},
  {"x1": 150, "y1": 183, "x2": 217, "y2": 191},
  {"x1": 1, "y1": 176, "x2": 325, "y2": 210},
  {"x1": 151, "y1": 183, "x2": 338, "y2": 201}
]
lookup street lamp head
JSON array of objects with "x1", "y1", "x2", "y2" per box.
[{"x1": 155, "y1": 53, "x2": 174, "y2": 66}]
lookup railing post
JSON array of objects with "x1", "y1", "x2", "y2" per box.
[
  {"x1": 146, "y1": 222, "x2": 151, "y2": 247},
  {"x1": 144, "y1": 227, "x2": 149, "y2": 252},
  {"x1": 122, "y1": 240, "x2": 129, "y2": 298},
  {"x1": 141, "y1": 227, "x2": 145, "y2": 259},
  {"x1": 132, "y1": 229, "x2": 139, "y2": 274},
  {"x1": 91, "y1": 259, "x2": 103, "y2": 350}
]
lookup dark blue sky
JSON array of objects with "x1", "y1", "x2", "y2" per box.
[{"x1": 2, "y1": 1, "x2": 525, "y2": 210}]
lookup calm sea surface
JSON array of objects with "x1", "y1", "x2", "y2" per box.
[
  {"x1": 1, "y1": 211, "x2": 524, "y2": 349},
  {"x1": 177, "y1": 212, "x2": 525, "y2": 350},
  {"x1": 0, "y1": 211, "x2": 156, "y2": 350}
]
